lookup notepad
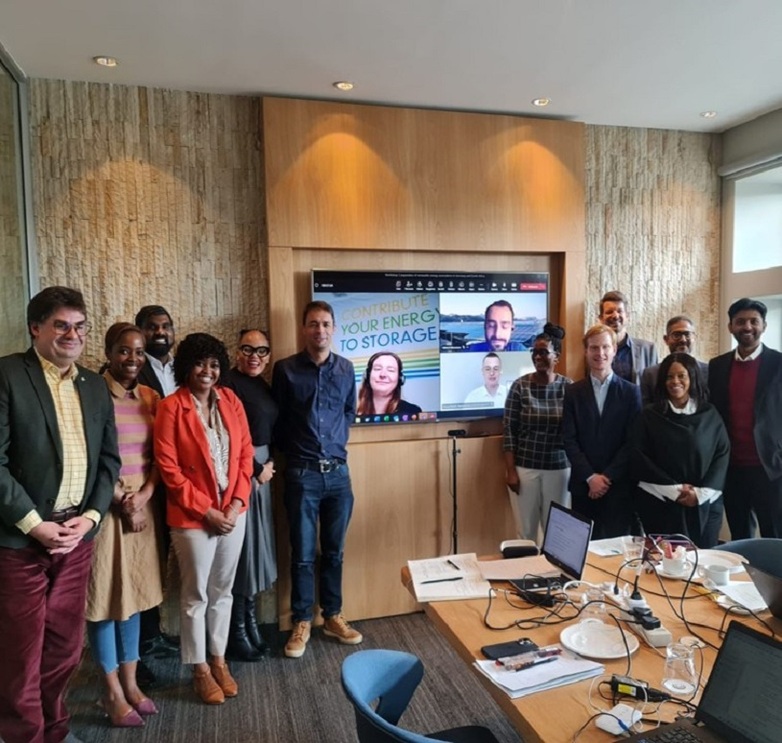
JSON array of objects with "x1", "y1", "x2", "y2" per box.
[{"x1": 407, "y1": 553, "x2": 492, "y2": 602}]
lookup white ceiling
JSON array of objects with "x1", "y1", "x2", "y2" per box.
[{"x1": 3, "y1": 0, "x2": 782, "y2": 133}]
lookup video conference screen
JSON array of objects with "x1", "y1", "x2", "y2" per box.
[{"x1": 312, "y1": 270, "x2": 549, "y2": 426}]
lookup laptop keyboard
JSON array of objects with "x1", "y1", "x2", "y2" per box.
[{"x1": 636, "y1": 728, "x2": 701, "y2": 742}]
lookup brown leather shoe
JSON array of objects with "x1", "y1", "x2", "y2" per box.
[
  {"x1": 193, "y1": 669, "x2": 225, "y2": 705},
  {"x1": 209, "y1": 661, "x2": 238, "y2": 698}
]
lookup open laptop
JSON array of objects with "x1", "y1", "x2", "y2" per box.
[
  {"x1": 622, "y1": 621, "x2": 782, "y2": 742},
  {"x1": 745, "y1": 564, "x2": 782, "y2": 618},
  {"x1": 509, "y1": 503, "x2": 593, "y2": 592}
]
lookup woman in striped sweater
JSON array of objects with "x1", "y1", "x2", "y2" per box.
[{"x1": 85, "y1": 323, "x2": 164, "y2": 727}]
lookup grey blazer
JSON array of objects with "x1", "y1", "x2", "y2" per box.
[
  {"x1": 0, "y1": 348, "x2": 121, "y2": 548},
  {"x1": 626, "y1": 336, "x2": 658, "y2": 386}
]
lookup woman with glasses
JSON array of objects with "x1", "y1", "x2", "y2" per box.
[
  {"x1": 632, "y1": 353, "x2": 729, "y2": 548},
  {"x1": 221, "y1": 329, "x2": 279, "y2": 661},
  {"x1": 503, "y1": 323, "x2": 572, "y2": 541},
  {"x1": 153, "y1": 333, "x2": 254, "y2": 704},
  {"x1": 85, "y1": 323, "x2": 163, "y2": 727}
]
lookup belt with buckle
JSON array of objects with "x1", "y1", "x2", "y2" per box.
[
  {"x1": 50, "y1": 506, "x2": 80, "y2": 523},
  {"x1": 290, "y1": 459, "x2": 345, "y2": 474}
]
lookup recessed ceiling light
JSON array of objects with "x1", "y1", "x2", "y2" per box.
[
  {"x1": 532, "y1": 98, "x2": 551, "y2": 107},
  {"x1": 333, "y1": 81, "x2": 354, "y2": 91},
  {"x1": 700, "y1": 111, "x2": 717, "y2": 119},
  {"x1": 93, "y1": 56, "x2": 118, "y2": 67}
]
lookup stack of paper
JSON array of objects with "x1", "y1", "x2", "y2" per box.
[
  {"x1": 407, "y1": 553, "x2": 492, "y2": 602},
  {"x1": 473, "y1": 650, "x2": 604, "y2": 699}
]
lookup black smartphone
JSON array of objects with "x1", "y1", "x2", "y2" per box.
[{"x1": 480, "y1": 638, "x2": 539, "y2": 660}]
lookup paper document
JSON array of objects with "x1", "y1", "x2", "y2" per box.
[
  {"x1": 718, "y1": 581, "x2": 768, "y2": 612},
  {"x1": 407, "y1": 553, "x2": 491, "y2": 602},
  {"x1": 473, "y1": 648, "x2": 603, "y2": 699},
  {"x1": 588, "y1": 537, "x2": 626, "y2": 557}
]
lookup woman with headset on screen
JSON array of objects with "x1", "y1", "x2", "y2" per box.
[{"x1": 356, "y1": 352, "x2": 422, "y2": 417}]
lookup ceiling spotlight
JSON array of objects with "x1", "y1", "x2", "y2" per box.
[
  {"x1": 532, "y1": 98, "x2": 551, "y2": 107},
  {"x1": 333, "y1": 81, "x2": 354, "y2": 91},
  {"x1": 93, "y1": 56, "x2": 118, "y2": 67},
  {"x1": 700, "y1": 111, "x2": 717, "y2": 119}
]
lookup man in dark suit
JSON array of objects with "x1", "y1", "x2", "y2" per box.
[
  {"x1": 709, "y1": 298, "x2": 782, "y2": 539},
  {"x1": 0, "y1": 286, "x2": 120, "y2": 743},
  {"x1": 132, "y1": 305, "x2": 179, "y2": 672},
  {"x1": 640, "y1": 315, "x2": 710, "y2": 405},
  {"x1": 563, "y1": 324, "x2": 642, "y2": 538},
  {"x1": 134, "y1": 304, "x2": 177, "y2": 398},
  {"x1": 598, "y1": 290, "x2": 657, "y2": 385}
]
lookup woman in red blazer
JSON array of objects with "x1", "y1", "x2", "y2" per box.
[{"x1": 154, "y1": 333, "x2": 254, "y2": 705}]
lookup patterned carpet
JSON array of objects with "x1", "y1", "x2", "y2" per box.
[{"x1": 66, "y1": 612, "x2": 524, "y2": 742}]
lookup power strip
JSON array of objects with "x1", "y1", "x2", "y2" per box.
[{"x1": 619, "y1": 608, "x2": 672, "y2": 647}]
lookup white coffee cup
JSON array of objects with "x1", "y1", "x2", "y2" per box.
[
  {"x1": 699, "y1": 564, "x2": 730, "y2": 586},
  {"x1": 661, "y1": 554, "x2": 688, "y2": 576}
]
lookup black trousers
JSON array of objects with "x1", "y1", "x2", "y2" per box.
[{"x1": 723, "y1": 465, "x2": 782, "y2": 539}]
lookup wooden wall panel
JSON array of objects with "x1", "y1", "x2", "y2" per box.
[{"x1": 28, "y1": 80, "x2": 266, "y2": 369}]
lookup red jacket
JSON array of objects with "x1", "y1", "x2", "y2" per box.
[{"x1": 154, "y1": 386, "x2": 254, "y2": 529}]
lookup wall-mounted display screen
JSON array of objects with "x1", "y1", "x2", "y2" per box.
[{"x1": 312, "y1": 270, "x2": 549, "y2": 425}]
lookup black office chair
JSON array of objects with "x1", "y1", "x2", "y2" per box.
[
  {"x1": 714, "y1": 538, "x2": 782, "y2": 578},
  {"x1": 341, "y1": 649, "x2": 501, "y2": 743}
]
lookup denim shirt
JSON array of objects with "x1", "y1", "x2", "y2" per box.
[{"x1": 272, "y1": 351, "x2": 356, "y2": 462}]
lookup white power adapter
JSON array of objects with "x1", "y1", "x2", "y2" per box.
[{"x1": 595, "y1": 703, "x2": 642, "y2": 735}]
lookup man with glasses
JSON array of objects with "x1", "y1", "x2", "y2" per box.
[
  {"x1": 640, "y1": 316, "x2": 709, "y2": 405},
  {"x1": 464, "y1": 353, "x2": 508, "y2": 407},
  {"x1": 0, "y1": 286, "x2": 121, "y2": 743},
  {"x1": 135, "y1": 305, "x2": 177, "y2": 398}
]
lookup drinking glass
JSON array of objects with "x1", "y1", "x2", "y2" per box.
[
  {"x1": 580, "y1": 586, "x2": 607, "y2": 623},
  {"x1": 622, "y1": 536, "x2": 645, "y2": 569},
  {"x1": 662, "y1": 642, "x2": 697, "y2": 696}
]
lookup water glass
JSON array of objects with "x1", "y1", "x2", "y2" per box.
[
  {"x1": 662, "y1": 642, "x2": 697, "y2": 696},
  {"x1": 580, "y1": 586, "x2": 607, "y2": 623},
  {"x1": 622, "y1": 536, "x2": 645, "y2": 568}
]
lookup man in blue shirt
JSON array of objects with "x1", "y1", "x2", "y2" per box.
[
  {"x1": 598, "y1": 290, "x2": 657, "y2": 385},
  {"x1": 469, "y1": 299, "x2": 526, "y2": 352},
  {"x1": 273, "y1": 300, "x2": 363, "y2": 658}
]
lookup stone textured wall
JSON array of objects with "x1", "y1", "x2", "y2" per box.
[
  {"x1": 586, "y1": 126, "x2": 722, "y2": 360},
  {"x1": 0, "y1": 68, "x2": 28, "y2": 356},
  {"x1": 28, "y1": 80, "x2": 266, "y2": 369}
]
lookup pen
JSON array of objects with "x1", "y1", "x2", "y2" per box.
[
  {"x1": 509, "y1": 657, "x2": 559, "y2": 673},
  {"x1": 497, "y1": 647, "x2": 563, "y2": 666},
  {"x1": 446, "y1": 559, "x2": 461, "y2": 571},
  {"x1": 420, "y1": 577, "x2": 464, "y2": 585}
]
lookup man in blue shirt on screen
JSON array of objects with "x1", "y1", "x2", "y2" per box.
[
  {"x1": 470, "y1": 300, "x2": 526, "y2": 352},
  {"x1": 272, "y1": 300, "x2": 364, "y2": 658}
]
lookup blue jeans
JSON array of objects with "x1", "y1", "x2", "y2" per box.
[
  {"x1": 87, "y1": 613, "x2": 141, "y2": 674},
  {"x1": 284, "y1": 464, "x2": 354, "y2": 622}
]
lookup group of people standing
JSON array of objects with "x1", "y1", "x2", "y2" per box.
[
  {"x1": 0, "y1": 289, "x2": 362, "y2": 742},
  {"x1": 503, "y1": 291, "x2": 782, "y2": 549}
]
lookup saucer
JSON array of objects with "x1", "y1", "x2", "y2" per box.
[
  {"x1": 654, "y1": 561, "x2": 694, "y2": 580},
  {"x1": 694, "y1": 550, "x2": 747, "y2": 575},
  {"x1": 560, "y1": 620, "x2": 639, "y2": 659}
]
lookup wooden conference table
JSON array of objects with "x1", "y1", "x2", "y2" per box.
[{"x1": 401, "y1": 553, "x2": 781, "y2": 743}]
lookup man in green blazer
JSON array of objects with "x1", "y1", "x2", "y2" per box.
[{"x1": 0, "y1": 286, "x2": 120, "y2": 743}]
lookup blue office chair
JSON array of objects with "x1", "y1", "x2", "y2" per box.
[
  {"x1": 714, "y1": 538, "x2": 782, "y2": 578},
  {"x1": 341, "y1": 649, "x2": 501, "y2": 743}
]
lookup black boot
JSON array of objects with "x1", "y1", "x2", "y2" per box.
[
  {"x1": 244, "y1": 596, "x2": 269, "y2": 655},
  {"x1": 225, "y1": 599, "x2": 264, "y2": 662}
]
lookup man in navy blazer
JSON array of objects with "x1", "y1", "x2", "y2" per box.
[
  {"x1": 0, "y1": 286, "x2": 120, "y2": 743},
  {"x1": 640, "y1": 315, "x2": 710, "y2": 406},
  {"x1": 599, "y1": 291, "x2": 657, "y2": 385},
  {"x1": 563, "y1": 324, "x2": 642, "y2": 538},
  {"x1": 709, "y1": 298, "x2": 782, "y2": 539}
]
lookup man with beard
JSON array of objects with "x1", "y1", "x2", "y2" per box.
[
  {"x1": 598, "y1": 291, "x2": 657, "y2": 385},
  {"x1": 470, "y1": 300, "x2": 525, "y2": 352},
  {"x1": 709, "y1": 298, "x2": 782, "y2": 539},
  {"x1": 135, "y1": 305, "x2": 177, "y2": 398},
  {"x1": 132, "y1": 305, "x2": 179, "y2": 678},
  {"x1": 640, "y1": 315, "x2": 709, "y2": 405}
]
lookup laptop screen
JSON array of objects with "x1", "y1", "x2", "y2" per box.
[
  {"x1": 540, "y1": 503, "x2": 593, "y2": 581},
  {"x1": 696, "y1": 621, "x2": 782, "y2": 743}
]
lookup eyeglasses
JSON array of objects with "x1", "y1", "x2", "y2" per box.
[
  {"x1": 530, "y1": 348, "x2": 553, "y2": 357},
  {"x1": 51, "y1": 320, "x2": 92, "y2": 337},
  {"x1": 239, "y1": 344, "x2": 270, "y2": 358},
  {"x1": 669, "y1": 331, "x2": 694, "y2": 340}
]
